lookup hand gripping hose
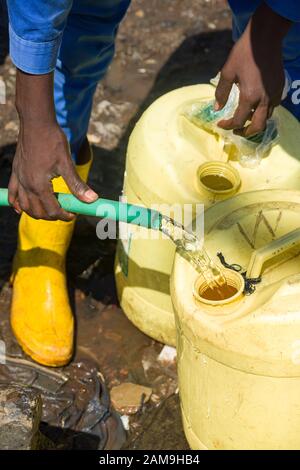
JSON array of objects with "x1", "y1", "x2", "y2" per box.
[{"x1": 0, "y1": 188, "x2": 162, "y2": 230}]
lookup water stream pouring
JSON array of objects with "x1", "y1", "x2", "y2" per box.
[{"x1": 0, "y1": 188, "x2": 226, "y2": 291}]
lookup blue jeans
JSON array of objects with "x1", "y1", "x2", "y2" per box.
[
  {"x1": 2, "y1": 0, "x2": 130, "y2": 161},
  {"x1": 54, "y1": 0, "x2": 131, "y2": 161}
]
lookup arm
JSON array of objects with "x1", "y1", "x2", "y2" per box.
[
  {"x1": 6, "y1": 1, "x2": 97, "y2": 220},
  {"x1": 9, "y1": 70, "x2": 97, "y2": 220},
  {"x1": 215, "y1": 2, "x2": 292, "y2": 137}
]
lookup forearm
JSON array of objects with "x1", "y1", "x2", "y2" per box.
[
  {"x1": 10, "y1": 69, "x2": 97, "y2": 221},
  {"x1": 15, "y1": 69, "x2": 56, "y2": 126},
  {"x1": 250, "y1": 2, "x2": 292, "y2": 46}
]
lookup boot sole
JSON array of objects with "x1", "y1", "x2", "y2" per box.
[{"x1": 13, "y1": 329, "x2": 72, "y2": 367}]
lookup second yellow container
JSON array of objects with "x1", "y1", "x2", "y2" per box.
[{"x1": 172, "y1": 189, "x2": 300, "y2": 450}]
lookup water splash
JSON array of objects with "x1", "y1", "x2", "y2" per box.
[{"x1": 161, "y1": 215, "x2": 226, "y2": 289}]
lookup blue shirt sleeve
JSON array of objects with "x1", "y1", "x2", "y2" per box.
[
  {"x1": 7, "y1": 0, "x2": 73, "y2": 74},
  {"x1": 265, "y1": 1, "x2": 300, "y2": 22},
  {"x1": 229, "y1": 1, "x2": 300, "y2": 23}
]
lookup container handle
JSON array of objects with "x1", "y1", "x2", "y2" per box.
[{"x1": 246, "y1": 228, "x2": 300, "y2": 279}]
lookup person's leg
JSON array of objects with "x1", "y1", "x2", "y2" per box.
[
  {"x1": 229, "y1": 0, "x2": 300, "y2": 120},
  {"x1": 11, "y1": 0, "x2": 131, "y2": 367},
  {"x1": 54, "y1": 0, "x2": 131, "y2": 163}
]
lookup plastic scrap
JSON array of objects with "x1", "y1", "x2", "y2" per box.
[{"x1": 184, "y1": 74, "x2": 279, "y2": 168}]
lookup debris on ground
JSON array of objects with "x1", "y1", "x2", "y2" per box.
[
  {"x1": 123, "y1": 393, "x2": 189, "y2": 451},
  {"x1": 0, "y1": 384, "x2": 42, "y2": 450},
  {"x1": 0, "y1": 357, "x2": 125, "y2": 450},
  {"x1": 158, "y1": 345, "x2": 177, "y2": 365},
  {"x1": 111, "y1": 382, "x2": 152, "y2": 415}
]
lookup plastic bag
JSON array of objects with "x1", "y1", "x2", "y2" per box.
[{"x1": 185, "y1": 75, "x2": 279, "y2": 168}]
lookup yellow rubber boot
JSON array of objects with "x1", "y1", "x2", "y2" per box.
[{"x1": 10, "y1": 159, "x2": 92, "y2": 367}]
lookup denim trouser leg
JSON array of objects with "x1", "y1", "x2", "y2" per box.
[{"x1": 54, "y1": 0, "x2": 131, "y2": 162}]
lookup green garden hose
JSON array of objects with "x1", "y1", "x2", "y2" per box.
[{"x1": 0, "y1": 188, "x2": 162, "y2": 230}]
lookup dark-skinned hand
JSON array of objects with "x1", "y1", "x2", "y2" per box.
[
  {"x1": 215, "y1": 3, "x2": 292, "y2": 137},
  {"x1": 9, "y1": 69, "x2": 98, "y2": 221}
]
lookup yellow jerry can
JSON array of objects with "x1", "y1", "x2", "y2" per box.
[
  {"x1": 171, "y1": 189, "x2": 300, "y2": 450},
  {"x1": 115, "y1": 84, "x2": 300, "y2": 346}
]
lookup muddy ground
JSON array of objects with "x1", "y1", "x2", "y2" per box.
[{"x1": 0, "y1": 0, "x2": 232, "y2": 449}]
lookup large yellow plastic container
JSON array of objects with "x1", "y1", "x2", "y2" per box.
[
  {"x1": 115, "y1": 84, "x2": 300, "y2": 345},
  {"x1": 171, "y1": 189, "x2": 300, "y2": 450}
]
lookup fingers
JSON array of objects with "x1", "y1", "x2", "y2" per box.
[
  {"x1": 9, "y1": 122, "x2": 97, "y2": 221},
  {"x1": 218, "y1": 96, "x2": 253, "y2": 131},
  {"x1": 27, "y1": 184, "x2": 75, "y2": 221},
  {"x1": 215, "y1": 70, "x2": 234, "y2": 110},
  {"x1": 8, "y1": 175, "x2": 75, "y2": 221},
  {"x1": 18, "y1": 185, "x2": 30, "y2": 214},
  {"x1": 62, "y1": 158, "x2": 98, "y2": 203},
  {"x1": 244, "y1": 104, "x2": 268, "y2": 138},
  {"x1": 8, "y1": 172, "x2": 20, "y2": 214},
  {"x1": 217, "y1": 88, "x2": 271, "y2": 137},
  {"x1": 41, "y1": 185, "x2": 75, "y2": 221}
]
